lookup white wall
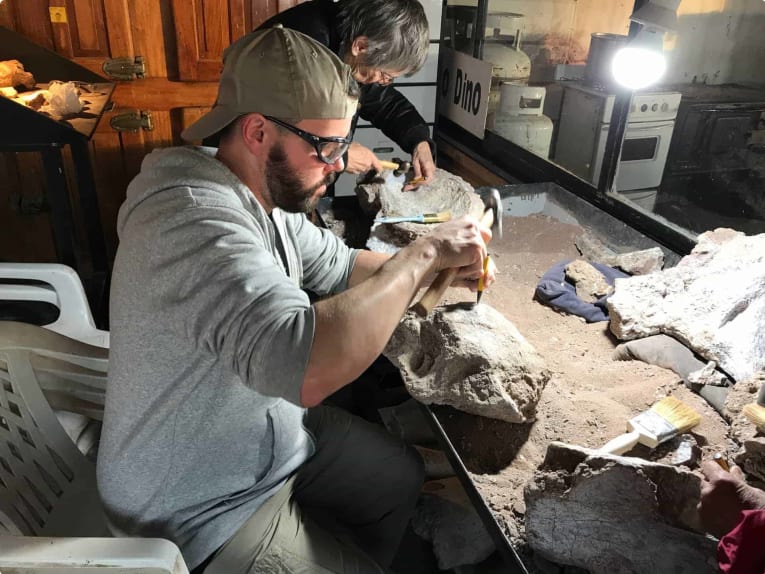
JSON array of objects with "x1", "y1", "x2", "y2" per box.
[{"x1": 665, "y1": 0, "x2": 765, "y2": 85}]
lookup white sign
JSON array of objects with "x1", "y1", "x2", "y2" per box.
[{"x1": 437, "y1": 47, "x2": 492, "y2": 139}]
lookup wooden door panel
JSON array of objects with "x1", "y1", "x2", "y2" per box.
[
  {"x1": 0, "y1": 151, "x2": 60, "y2": 263},
  {"x1": 48, "y1": 0, "x2": 111, "y2": 59},
  {"x1": 4, "y1": 1, "x2": 55, "y2": 51},
  {"x1": 0, "y1": 1, "x2": 17, "y2": 30},
  {"x1": 173, "y1": 0, "x2": 250, "y2": 81},
  {"x1": 173, "y1": 0, "x2": 309, "y2": 81},
  {"x1": 88, "y1": 108, "x2": 176, "y2": 259},
  {"x1": 125, "y1": 0, "x2": 168, "y2": 78}
]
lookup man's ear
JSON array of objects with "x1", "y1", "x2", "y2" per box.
[
  {"x1": 240, "y1": 113, "x2": 268, "y2": 153},
  {"x1": 350, "y1": 36, "x2": 369, "y2": 57}
]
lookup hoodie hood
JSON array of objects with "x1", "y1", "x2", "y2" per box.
[{"x1": 117, "y1": 146, "x2": 267, "y2": 238}]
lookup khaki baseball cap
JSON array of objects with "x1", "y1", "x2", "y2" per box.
[{"x1": 182, "y1": 25, "x2": 358, "y2": 142}]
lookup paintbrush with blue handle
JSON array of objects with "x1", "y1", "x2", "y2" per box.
[{"x1": 374, "y1": 211, "x2": 451, "y2": 224}]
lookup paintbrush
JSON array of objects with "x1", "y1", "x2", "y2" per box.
[
  {"x1": 374, "y1": 211, "x2": 451, "y2": 224},
  {"x1": 742, "y1": 382, "x2": 765, "y2": 432},
  {"x1": 599, "y1": 395, "x2": 702, "y2": 455}
]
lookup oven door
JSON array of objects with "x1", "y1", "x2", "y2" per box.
[{"x1": 593, "y1": 120, "x2": 676, "y2": 191}]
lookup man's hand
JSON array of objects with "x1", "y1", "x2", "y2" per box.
[
  {"x1": 453, "y1": 256, "x2": 498, "y2": 291},
  {"x1": 405, "y1": 141, "x2": 436, "y2": 191},
  {"x1": 344, "y1": 142, "x2": 384, "y2": 175},
  {"x1": 698, "y1": 461, "x2": 765, "y2": 538},
  {"x1": 418, "y1": 216, "x2": 492, "y2": 287}
]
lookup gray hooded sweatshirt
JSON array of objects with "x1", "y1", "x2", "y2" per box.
[{"x1": 96, "y1": 147, "x2": 359, "y2": 569}]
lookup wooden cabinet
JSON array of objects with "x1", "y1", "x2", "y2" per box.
[{"x1": 0, "y1": 0, "x2": 304, "y2": 270}]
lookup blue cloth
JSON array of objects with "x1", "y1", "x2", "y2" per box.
[{"x1": 535, "y1": 260, "x2": 629, "y2": 323}]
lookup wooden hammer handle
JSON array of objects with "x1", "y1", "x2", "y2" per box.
[{"x1": 411, "y1": 208, "x2": 495, "y2": 318}]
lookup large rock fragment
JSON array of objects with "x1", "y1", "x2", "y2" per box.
[
  {"x1": 565, "y1": 259, "x2": 612, "y2": 301},
  {"x1": 604, "y1": 247, "x2": 665, "y2": 275},
  {"x1": 384, "y1": 304, "x2": 550, "y2": 423},
  {"x1": 412, "y1": 478, "x2": 495, "y2": 570},
  {"x1": 575, "y1": 234, "x2": 664, "y2": 275},
  {"x1": 524, "y1": 442, "x2": 718, "y2": 574},
  {"x1": 607, "y1": 229, "x2": 765, "y2": 382},
  {"x1": 358, "y1": 168, "x2": 484, "y2": 247}
]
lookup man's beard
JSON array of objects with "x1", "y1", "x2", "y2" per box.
[{"x1": 265, "y1": 141, "x2": 336, "y2": 213}]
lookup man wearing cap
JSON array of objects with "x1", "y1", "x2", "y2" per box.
[
  {"x1": 253, "y1": 0, "x2": 435, "y2": 188},
  {"x1": 97, "y1": 27, "x2": 493, "y2": 574}
]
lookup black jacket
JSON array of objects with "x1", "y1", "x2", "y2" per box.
[{"x1": 258, "y1": 0, "x2": 433, "y2": 155}]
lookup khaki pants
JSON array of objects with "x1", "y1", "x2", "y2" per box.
[{"x1": 204, "y1": 406, "x2": 425, "y2": 574}]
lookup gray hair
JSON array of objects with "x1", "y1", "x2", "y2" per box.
[{"x1": 337, "y1": 0, "x2": 429, "y2": 76}]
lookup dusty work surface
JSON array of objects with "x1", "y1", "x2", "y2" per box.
[
  {"x1": 425, "y1": 190, "x2": 730, "y2": 569},
  {"x1": 318, "y1": 185, "x2": 731, "y2": 570}
]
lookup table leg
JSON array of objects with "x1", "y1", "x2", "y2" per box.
[
  {"x1": 40, "y1": 145, "x2": 77, "y2": 269},
  {"x1": 70, "y1": 139, "x2": 108, "y2": 273}
]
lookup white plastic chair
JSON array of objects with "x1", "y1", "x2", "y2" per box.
[
  {"x1": 0, "y1": 322, "x2": 108, "y2": 537},
  {"x1": 0, "y1": 263, "x2": 110, "y2": 348},
  {"x1": 0, "y1": 321, "x2": 189, "y2": 573},
  {"x1": 0, "y1": 265, "x2": 109, "y2": 452},
  {"x1": 0, "y1": 321, "x2": 107, "y2": 455},
  {"x1": 0, "y1": 536, "x2": 189, "y2": 573}
]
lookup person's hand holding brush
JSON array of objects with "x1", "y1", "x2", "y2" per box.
[{"x1": 698, "y1": 460, "x2": 765, "y2": 538}]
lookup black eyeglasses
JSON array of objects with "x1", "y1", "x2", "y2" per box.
[{"x1": 264, "y1": 116, "x2": 352, "y2": 165}]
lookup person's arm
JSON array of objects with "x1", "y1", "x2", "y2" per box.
[
  {"x1": 348, "y1": 248, "x2": 497, "y2": 291},
  {"x1": 347, "y1": 250, "x2": 391, "y2": 286},
  {"x1": 344, "y1": 142, "x2": 385, "y2": 175},
  {"x1": 698, "y1": 461, "x2": 765, "y2": 538},
  {"x1": 359, "y1": 83, "x2": 436, "y2": 182},
  {"x1": 301, "y1": 216, "x2": 490, "y2": 407}
]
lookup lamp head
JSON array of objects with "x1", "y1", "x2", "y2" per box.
[{"x1": 612, "y1": 25, "x2": 667, "y2": 90}]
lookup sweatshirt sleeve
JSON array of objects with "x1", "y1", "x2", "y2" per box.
[
  {"x1": 718, "y1": 509, "x2": 765, "y2": 574},
  {"x1": 157, "y1": 202, "x2": 315, "y2": 406},
  {"x1": 287, "y1": 213, "x2": 360, "y2": 296},
  {"x1": 358, "y1": 84, "x2": 433, "y2": 154}
]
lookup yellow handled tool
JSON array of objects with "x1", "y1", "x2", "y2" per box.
[
  {"x1": 476, "y1": 255, "x2": 491, "y2": 304},
  {"x1": 411, "y1": 188, "x2": 503, "y2": 317}
]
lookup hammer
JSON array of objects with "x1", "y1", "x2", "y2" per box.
[
  {"x1": 379, "y1": 158, "x2": 412, "y2": 177},
  {"x1": 411, "y1": 188, "x2": 503, "y2": 317}
]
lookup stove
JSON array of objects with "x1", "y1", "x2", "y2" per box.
[{"x1": 554, "y1": 82, "x2": 682, "y2": 192}]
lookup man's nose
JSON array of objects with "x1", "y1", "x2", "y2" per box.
[{"x1": 328, "y1": 156, "x2": 344, "y2": 173}]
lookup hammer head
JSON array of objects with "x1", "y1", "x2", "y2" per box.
[
  {"x1": 479, "y1": 187, "x2": 503, "y2": 240},
  {"x1": 391, "y1": 157, "x2": 413, "y2": 177}
]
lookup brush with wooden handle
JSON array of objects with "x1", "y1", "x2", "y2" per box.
[{"x1": 599, "y1": 396, "x2": 702, "y2": 455}]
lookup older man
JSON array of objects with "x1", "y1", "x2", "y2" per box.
[{"x1": 97, "y1": 26, "x2": 492, "y2": 574}]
